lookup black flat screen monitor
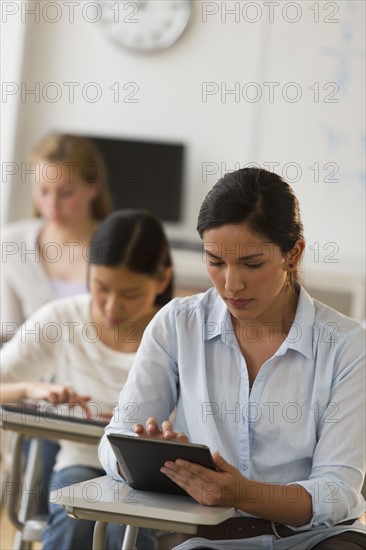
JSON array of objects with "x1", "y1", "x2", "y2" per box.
[{"x1": 89, "y1": 136, "x2": 185, "y2": 223}]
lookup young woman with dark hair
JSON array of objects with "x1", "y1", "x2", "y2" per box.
[
  {"x1": 100, "y1": 168, "x2": 365, "y2": 550},
  {"x1": 1, "y1": 209, "x2": 173, "y2": 550}
]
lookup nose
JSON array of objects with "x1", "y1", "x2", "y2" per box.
[
  {"x1": 105, "y1": 294, "x2": 123, "y2": 315},
  {"x1": 225, "y1": 265, "x2": 245, "y2": 295},
  {"x1": 46, "y1": 193, "x2": 61, "y2": 213}
]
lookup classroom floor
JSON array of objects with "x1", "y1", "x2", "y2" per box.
[
  {"x1": 0, "y1": 506, "x2": 15, "y2": 550},
  {"x1": 0, "y1": 452, "x2": 42, "y2": 550},
  {"x1": 0, "y1": 505, "x2": 42, "y2": 550}
]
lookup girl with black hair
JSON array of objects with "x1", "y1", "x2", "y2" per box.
[{"x1": 1, "y1": 209, "x2": 173, "y2": 550}]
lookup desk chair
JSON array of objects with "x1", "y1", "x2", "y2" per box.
[
  {"x1": 5, "y1": 433, "x2": 185, "y2": 550},
  {"x1": 5, "y1": 433, "x2": 47, "y2": 550}
]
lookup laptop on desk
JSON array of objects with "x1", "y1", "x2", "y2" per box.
[{"x1": 0, "y1": 400, "x2": 108, "y2": 428}]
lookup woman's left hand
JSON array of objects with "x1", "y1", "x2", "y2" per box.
[{"x1": 161, "y1": 451, "x2": 247, "y2": 507}]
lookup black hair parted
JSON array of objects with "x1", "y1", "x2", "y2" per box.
[
  {"x1": 90, "y1": 209, "x2": 173, "y2": 306},
  {"x1": 197, "y1": 167, "x2": 303, "y2": 249},
  {"x1": 197, "y1": 167, "x2": 304, "y2": 282}
]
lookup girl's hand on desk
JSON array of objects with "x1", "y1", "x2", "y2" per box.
[
  {"x1": 100, "y1": 412, "x2": 113, "y2": 422},
  {"x1": 25, "y1": 382, "x2": 92, "y2": 417},
  {"x1": 134, "y1": 417, "x2": 189, "y2": 442},
  {"x1": 161, "y1": 451, "x2": 246, "y2": 507}
]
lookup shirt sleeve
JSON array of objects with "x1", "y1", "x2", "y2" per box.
[
  {"x1": 98, "y1": 300, "x2": 180, "y2": 478},
  {"x1": 1, "y1": 267, "x2": 25, "y2": 341},
  {"x1": 0, "y1": 301, "x2": 61, "y2": 387},
  {"x1": 294, "y1": 324, "x2": 366, "y2": 528}
]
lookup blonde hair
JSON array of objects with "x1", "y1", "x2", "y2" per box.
[{"x1": 29, "y1": 134, "x2": 113, "y2": 220}]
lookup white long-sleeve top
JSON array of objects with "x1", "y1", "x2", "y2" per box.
[
  {"x1": 0, "y1": 218, "x2": 87, "y2": 339},
  {"x1": 1, "y1": 294, "x2": 136, "y2": 471}
]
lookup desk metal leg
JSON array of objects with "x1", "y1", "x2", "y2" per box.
[
  {"x1": 93, "y1": 521, "x2": 107, "y2": 550},
  {"x1": 122, "y1": 525, "x2": 138, "y2": 550},
  {"x1": 92, "y1": 522, "x2": 138, "y2": 550},
  {"x1": 11, "y1": 437, "x2": 43, "y2": 550}
]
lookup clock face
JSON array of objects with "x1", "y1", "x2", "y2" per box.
[{"x1": 99, "y1": 0, "x2": 192, "y2": 52}]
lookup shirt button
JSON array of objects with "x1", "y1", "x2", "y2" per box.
[{"x1": 241, "y1": 462, "x2": 249, "y2": 470}]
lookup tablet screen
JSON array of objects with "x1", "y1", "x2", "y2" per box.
[{"x1": 107, "y1": 433, "x2": 217, "y2": 496}]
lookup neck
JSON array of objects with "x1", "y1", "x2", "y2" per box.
[
  {"x1": 43, "y1": 218, "x2": 99, "y2": 244},
  {"x1": 232, "y1": 284, "x2": 299, "y2": 338},
  {"x1": 90, "y1": 304, "x2": 159, "y2": 351}
]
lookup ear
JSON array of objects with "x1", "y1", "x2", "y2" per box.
[
  {"x1": 286, "y1": 239, "x2": 305, "y2": 271},
  {"x1": 156, "y1": 266, "x2": 173, "y2": 295}
]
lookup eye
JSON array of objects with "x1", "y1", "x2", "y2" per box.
[
  {"x1": 246, "y1": 263, "x2": 264, "y2": 270},
  {"x1": 123, "y1": 293, "x2": 143, "y2": 300},
  {"x1": 58, "y1": 189, "x2": 74, "y2": 198},
  {"x1": 97, "y1": 284, "x2": 109, "y2": 293},
  {"x1": 208, "y1": 260, "x2": 224, "y2": 267}
]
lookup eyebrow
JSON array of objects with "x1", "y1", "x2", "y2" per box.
[
  {"x1": 94, "y1": 278, "x2": 110, "y2": 289},
  {"x1": 204, "y1": 250, "x2": 265, "y2": 261},
  {"x1": 94, "y1": 277, "x2": 141, "y2": 292}
]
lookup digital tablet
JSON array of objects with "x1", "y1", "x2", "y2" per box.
[{"x1": 107, "y1": 433, "x2": 217, "y2": 496}]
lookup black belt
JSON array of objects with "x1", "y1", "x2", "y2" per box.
[{"x1": 194, "y1": 517, "x2": 356, "y2": 540}]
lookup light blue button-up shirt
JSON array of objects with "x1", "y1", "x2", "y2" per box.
[{"x1": 99, "y1": 286, "x2": 365, "y2": 549}]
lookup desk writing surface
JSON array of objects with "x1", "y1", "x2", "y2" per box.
[
  {"x1": 53, "y1": 475, "x2": 236, "y2": 526},
  {"x1": 0, "y1": 404, "x2": 105, "y2": 443}
]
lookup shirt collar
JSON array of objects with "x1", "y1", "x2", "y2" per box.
[
  {"x1": 277, "y1": 285, "x2": 315, "y2": 360},
  {"x1": 204, "y1": 291, "x2": 231, "y2": 342},
  {"x1": 203, "y1": 286, "x2": 316, "y2": 360}
]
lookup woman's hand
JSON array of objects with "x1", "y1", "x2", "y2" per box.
[
  {"x1": 161, "y1": 451, "x2": 246, "y2": 507},
  {"x1": 25, "y1": 381, "x2": 92, "y2": 417},
  {"x1": 115, "y1": 417, "x2": 189, "y2": 480},
  {"x1": 133, "y1": 417, "x2": 189, "y2": 442},
  {"x1": 161, "y1": 452, "x2": 313, "y2": 526}
]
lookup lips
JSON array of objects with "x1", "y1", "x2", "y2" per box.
[
  {"x1": 227, "y1": 298, "x2": 253, "y2": 308},
  {"x1": 106, "y1": 317, "x2": 121, "y2": 327}
]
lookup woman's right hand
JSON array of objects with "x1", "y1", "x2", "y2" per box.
[
  {"x1": 115, "y1": 417, "x2": 189, "y2": 479},
  {"x1": 133, "y1": 416, "x2": 189, "y2": 443}
]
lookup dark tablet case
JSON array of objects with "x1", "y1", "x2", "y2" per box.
[{"x1": 107, "y1": 433, "x2": 217, "y2": 496}]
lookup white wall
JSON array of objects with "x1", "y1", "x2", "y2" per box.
[
  {"x1": 1, "y1": 0, "x2": 365, "y2": 317},
  {"x1": 0, "y1": 0, "x2": 27, "y2": 223},
  {"x1": 2, "y1": 0, "x2": 265, "y2": 241}
]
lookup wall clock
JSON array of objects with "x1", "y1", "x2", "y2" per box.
[{"x1": 99, "y1": 1, "x2": 192, "y2": 52}]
